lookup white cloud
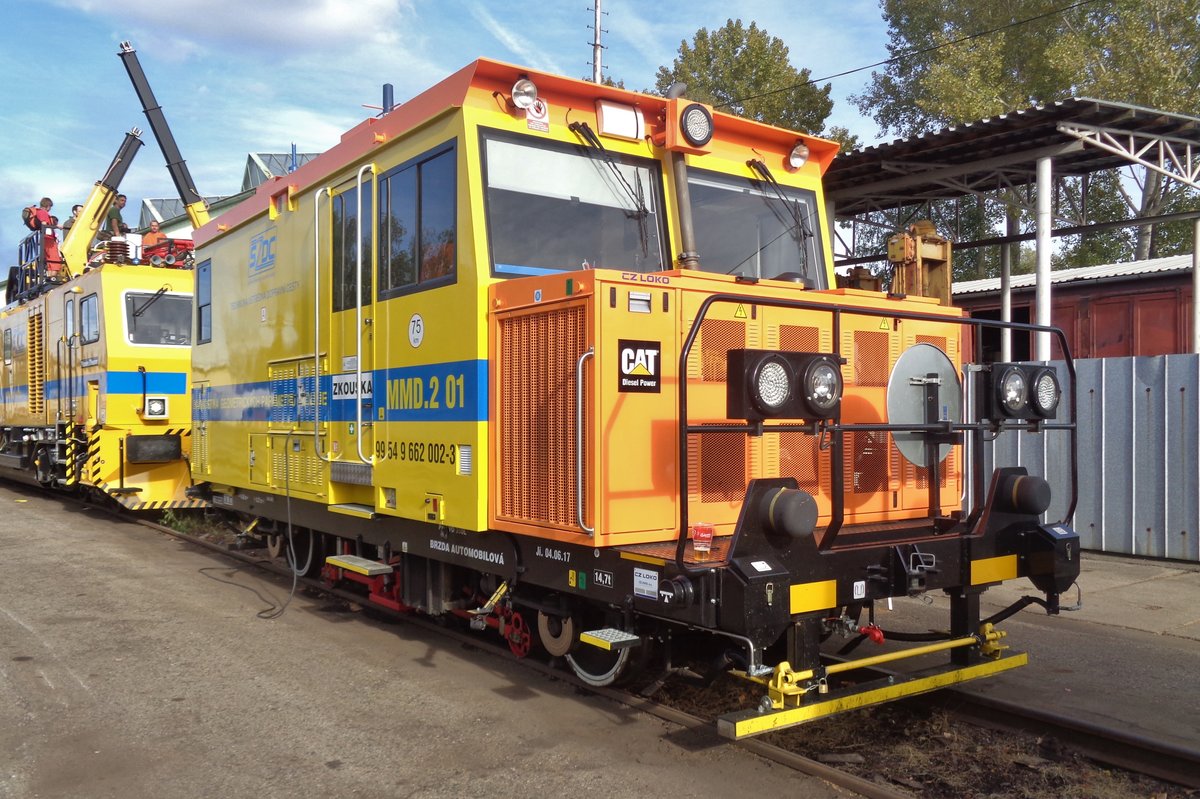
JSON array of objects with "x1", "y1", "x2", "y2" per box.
[
  {"x1": 466, "y1": 2, "x2": 564, "y2": 75},
  {"x1": 53, "y1": 0, "x2": 414, "y2": 51}
]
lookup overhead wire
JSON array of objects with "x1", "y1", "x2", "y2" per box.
[{"x1": 716, "y1": 0, "x2": 1106, "y2": 110}]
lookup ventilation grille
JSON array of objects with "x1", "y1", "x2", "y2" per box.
[
  {"x1": 28, "y1": 313, "x2": 44, "y2": 415},
  {"x1": 687, "y1": 429, "x2": 747, "y2": 503},
  {"x1": 852, "y1": 330, "x2": 890, "y2": 386},
  {"x1": 497, "y1": 305, "x2": 586, "y2": 527},
  {"x1": 691, "y1": 318, "x2": 746, "y2": 381},
  {"x1": 269, "y1": 360, "x2": 319, "y2": 427},
  {"x1": 273, "y1": 447, "x2": 324, "y2": 492}
]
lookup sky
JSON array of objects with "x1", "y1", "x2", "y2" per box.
[{"x1": 0, "y1": 0, "x2": 892, "y2": 262}]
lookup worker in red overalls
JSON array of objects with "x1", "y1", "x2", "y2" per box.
[{"x1": 33, "y1": 197, "x2": 65, "y2": 280}]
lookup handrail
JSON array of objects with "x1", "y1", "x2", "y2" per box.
[
  {"x1": 312, "y1": 187, "x2": 333, "y2": 462},
  {"x1": 674, "y1": 294, "x2": 1079, "y2": 573},
  {"x1": 576, "y1": 348, "x2": 595, "y2": 535},
  {"x1": 354, "y1": 164, "x2": 376, "y2": 465}
]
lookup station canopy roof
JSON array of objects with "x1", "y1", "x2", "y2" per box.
[{"x1": 824, "y1": 98, "x2": 1200, "y2": 219}]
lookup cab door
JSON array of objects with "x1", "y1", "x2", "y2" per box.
[{"x1": 326, "y1": 170, "x2": 376, "y2": 498}]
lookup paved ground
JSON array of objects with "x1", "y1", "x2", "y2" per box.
[
  {"x1": 4, "y1": 481, "x2": 1197, "y2": 798},
  {"x1": 0, "y1": 483, "x2": 841, "y2": 799},
  {"x1": 889, "y1": 550, "x2": 1200, "y2": 750}
]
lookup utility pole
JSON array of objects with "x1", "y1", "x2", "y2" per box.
[{"x1": 589, "y1": 1, "x2": 607, "y2": 83}]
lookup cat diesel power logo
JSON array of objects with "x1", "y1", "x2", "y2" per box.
[{"x1": 618, "y1": 340, "x2": 661, "y2": 393}]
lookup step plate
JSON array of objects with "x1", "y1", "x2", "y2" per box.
[
  {"x1": 580, "y1": 628, "x2": 641, "y2": 651},
  {"x1": 325, "y1": 554, "x2": 393, "y2": 577}
]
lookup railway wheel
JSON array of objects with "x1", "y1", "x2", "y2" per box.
[
  {"x1": 536, "y1": 610, "x2": 577, "y2": 657},
  {"x1": 265, "y1": 534, "x2": 284, "y2": 559},
  {"x1": 566, "y1": 644, "x2": 631, "y2": 688}
]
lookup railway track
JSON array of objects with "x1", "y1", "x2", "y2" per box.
[
  {"x1": 133, "y1": 512, "x2": 1196, "y2": 798},
  {"x1": 931, "y1": 690, "x2": 1200, "y2": 790}
]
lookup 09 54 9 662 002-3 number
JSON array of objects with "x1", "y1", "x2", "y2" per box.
[{"x1": 375, "y1": 440, "x2": 456, "y2": 465}]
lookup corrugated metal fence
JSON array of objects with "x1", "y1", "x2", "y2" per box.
[{"x1": 984, "y1": 354, "x2": 1200, "y2": 561}]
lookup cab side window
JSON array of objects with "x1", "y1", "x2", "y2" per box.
[
  {"x1": 197, "y1": 259, "x2": 212, "y2": 344},
  {"x1": 332, "y1": 182, "x2": 373, "y2": 312},
  {"x1": 378, "y1": 143, "x2": 456, "y2": 298},
  {"x1": 81, "y1": 294, "x2": 99, "y2": 343}
]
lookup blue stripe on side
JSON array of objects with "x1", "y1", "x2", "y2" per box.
[
  {"x1": 194, "y1": 360, "x2": 488, "y2": 424},
  {"x1": 377, "y1": 359, "x2": 487, "y2": 423},
  {"x1": 105, "y1": 371, "x2": 189, "y2": 395},
  {"x1": 3, "y1": 372, "x2": 188, "y2": 403},
  {"x1": 495, "y1": 263, "x2": 570, "y2": 276},
  {"x1": 193, "y1": 382, "x2": 273, "y2": 423}
]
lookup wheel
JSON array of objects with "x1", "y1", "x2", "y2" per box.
[
  {"x1": 566, "y1": 645, "x2": 631, "y2": 688},
  {"x1": 265, "y1": 534, "x2": 284, "y2": 559},
  {"x1": 537, "y1": 610, "x2": 577, "y2": 657}
]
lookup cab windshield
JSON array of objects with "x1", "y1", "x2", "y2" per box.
[
  {"x1": 483, "y1": 132, "x2": 668, "y2": 275},
  {"x1": 689, "y1": 170, "x2": 827, "y2": 288},
  {"x1": 125, "y1": 291, "x2": 192, "y2": 346}
]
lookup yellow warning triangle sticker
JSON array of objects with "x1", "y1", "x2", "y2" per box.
[
  {"x1": 734, "y1": 304, "x2": 747, "y2": 319},
  {"x1": 880, "y1": 318, "x2": 890, "y2": 330}
]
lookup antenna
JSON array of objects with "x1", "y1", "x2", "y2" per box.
[{"x1": 587, "y1": 0, "x2": 608, "y2": 83}]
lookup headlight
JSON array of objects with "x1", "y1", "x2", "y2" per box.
[
  {"x1": 679, "y1": 103, "x2": 714, "y2": 148},
  {"x1": 144, "y1": 396, "x2": 168, "y2": 418},
  {"x1": 727, "y1": 350, "x2": 842, "y2": 421},
  {"x1": 511, "y1": 78, "x2": 538, "y2": 110},
  {"x1": 803, "y1": 358, "x2": 842, "y2": 418},
  {"x1": 751, "y1": 356, "x2": 793, "y2": 415},
  {"x1": 984, "y1": 363, "x2": 1060, "y2": 421},
  {"x1": 997, "y1": 366, "x2": 1028, "y2": 416},
  {"x1": 1031, "y1": 367, "x2": 1060, "y2": 418},
  {"x1": 786, "y1": 141, "x2": 810, "y2": 171}
]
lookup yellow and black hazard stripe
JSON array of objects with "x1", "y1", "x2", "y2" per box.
[
  {"x1": 86, "y1": 429, "x2": 103, "y2": 485},
  {"x1": 62, "y1": 422, "x2": 79, "y2": 487}
]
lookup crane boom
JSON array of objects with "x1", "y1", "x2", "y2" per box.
[
  {"x1": 117, "y1": 41, "x2": 210, "y2": 229},
  {"x1": 59, "y1": 128, "x2": 144, "y2": 274}
]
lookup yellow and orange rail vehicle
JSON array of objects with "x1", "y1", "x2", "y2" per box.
[
  {"x1": 188, "y1": 59, "x2": 1080, "y2": 736},
  {"x1": 1, "y1": 132, "x2": 199, "y2": 510}
]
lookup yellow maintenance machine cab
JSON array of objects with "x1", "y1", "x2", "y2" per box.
[{"x1": 189, "y1": 59, "x2": 1080, "y2": 736}]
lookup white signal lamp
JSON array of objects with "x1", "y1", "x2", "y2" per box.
[{"x1": 144, "y1": 396, "x2": 169, "y2": 419}]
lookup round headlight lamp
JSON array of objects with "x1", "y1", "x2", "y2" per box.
[
  {"x1": 751, "y1": 356, "x2": 793, "y2": 415},
  {"x1": 511, "y1": 78, "x2": 539, "y2": 110},
  {"x1": 1031, "y1": 367, "x2": 1061, "y2": 418},
  {"x1": 803, "y1": 358, "x2": 842, "y2": 417},
  {"x1": 679, "y1": 103, "x2": 714, "y2": 148},
  {"x1": 786, "y1": 141, "x2": 810, "y2": 172},
  {"x1": 997, "y1": 367, "x2": 1029, "y2": 416}
]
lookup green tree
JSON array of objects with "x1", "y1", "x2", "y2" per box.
[
  {"x1": 654, "y1": 19, "x2": 835, "y2": 136},
  {"x1": 853, "y1": 0, "x2": 1200, "y2": 265}
]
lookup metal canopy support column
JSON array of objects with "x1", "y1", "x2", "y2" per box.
[
  {"x1": 1035, "y1": 157, "x2": 1052, "y2": 361},
  {"x1": 1001, "y1": 206, "x2": 1016, "y2": 362}
]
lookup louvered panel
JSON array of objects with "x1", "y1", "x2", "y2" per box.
[
  {"x1": 497, "y1": 304, "x2": 586, "y2": 527},
  {"x1": 28, "y1": 313, "x2": 44, "y2": 415}
]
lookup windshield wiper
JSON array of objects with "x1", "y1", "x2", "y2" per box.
[
  {"x1": 133, "y1": 286, "x2": 168, "y2": 318},
  {"x1": 745, "y1": 158, "x2": 814, "y2": 274},
  {"x1": 569, "y1": 121, "x2": 650, "y2": 258}
]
